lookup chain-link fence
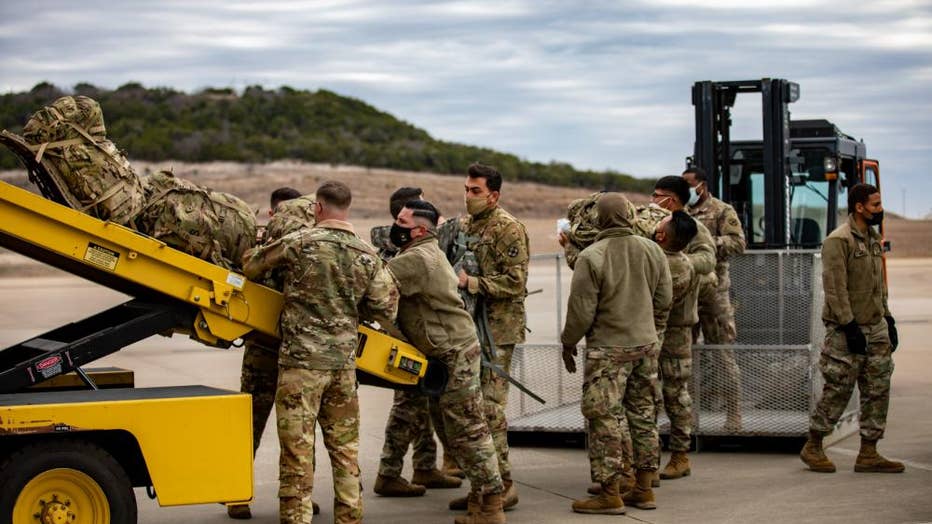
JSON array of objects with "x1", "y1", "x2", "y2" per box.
[{"x1": 506, "y1": 250, "x2": 859, "y2": 439}]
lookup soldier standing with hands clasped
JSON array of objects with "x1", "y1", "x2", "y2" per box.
[{"x1": 800, "y1": 183, "x2": 903, "y2": 474}]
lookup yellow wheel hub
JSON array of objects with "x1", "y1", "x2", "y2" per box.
[{"x1": 13, "y1": 468, "x2": 110, "y2": 524}]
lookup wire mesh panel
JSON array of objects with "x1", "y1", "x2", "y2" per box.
[
  {"x1": 506, "y1": 344, "x2": 585, "y2": 433},
  {"x1": 507, "y1": 250, "x2": 858, "y2": 440}
]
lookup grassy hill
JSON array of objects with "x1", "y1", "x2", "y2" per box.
[{"x1": 0, "y1": 82, "x2": 653, "y2": 193}]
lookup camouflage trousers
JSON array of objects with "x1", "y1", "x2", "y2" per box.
[
  {"x1": 429, "y1": 342, "x2": 504, "y2": 494},
  {"x1": 582, "y1": 346, "x2": 660, "y2": 482},
  {"x1": 810, "y1": 320, "x2": 894, "y2": 441},
  {"x1": 659, "y1": 327, "x2": 694, "y2": 452},
  {"x1": 479, "y1": 343, "x2": 514, "y2": 478},
  {"x1": 240, "y1": 342, "x2": 279, "y2": 453},
  {"x1": 696, "y1": 278, "x2": 741, "y2": 416},
  {"x1": 377, "y1": 388, "x2": 440, "y2": 477},
  {"x1": 277, "y1": 367, "x2": 361, "y2": 524}
]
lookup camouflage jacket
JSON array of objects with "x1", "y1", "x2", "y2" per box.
[
  {"x1": 664, "y1": 249, "x2": 699, "y2": 328},
  {"x1": 243, "y1": 220, "x2": 398, "y2": 370},
  {"x1": 563, "y1": 193, "x2": 715, "y2": 279},
  {"x1": 255, "y1": 195, "x2": 317, "y2": 290},
  {"x1": 821, "y1": 214, "x2": 890, "y2": 327},
  {"x1": 635, "y1": 203, "x2": 716, "y2": 278},
  {"x1": 388, "y1": 235, "x2": 478, "y2": 355},
  {"x1": 461, "y1": 206, "x2": 530, "y2": 346},
  {"x1": 687, "y1": 196, "x2": 745, "y2": 283}
]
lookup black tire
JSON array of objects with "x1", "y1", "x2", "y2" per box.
[{"x1": 0, "y1": 438, "x2": 137, "y2": 524}]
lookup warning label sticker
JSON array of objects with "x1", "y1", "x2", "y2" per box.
[{"x1": 84, "y1": 243, "x2": 120, "y2": 272}]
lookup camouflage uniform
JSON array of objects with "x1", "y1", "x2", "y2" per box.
[
  {"x1": 461, "y1": 206, "x2": 530, "y2": 479},
  {"x1": 687, "y1": 196, "x2": 745, "y2": 424},
  {"x1": 561, "y1": 197, "x2": 672, "y2": 481},
  {"x1": 244, "y1": 220, "x2": 399, "y2": 524},
  {"x1": 388, "y1": 234, "x2": 503, "y2": 494},
  {"x1": 241, "y1": 195, "x2": 317, "y2": 453},
  {"x1": 659, "y1": 251, "x2": 700, "y2": 452},
  {"x1": 810, "y1": 215, "x2": 894, "y2": 440}
]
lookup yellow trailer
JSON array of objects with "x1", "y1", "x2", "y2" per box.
[{"x1": 0, "y1": 178, "x2": 436, "y2": 523}]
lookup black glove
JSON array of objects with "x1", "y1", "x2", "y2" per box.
[
  {"x1": 842, "y1": 321, "x2": 867, "y2": 355},
  {"x1": 886, "y1": 316, "x2": 898, "y2": 352},
  {"x1": 561, "y1": 344, "x2": 578, "y2": 374}
]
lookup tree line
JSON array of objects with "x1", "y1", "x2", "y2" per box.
[{"x1": 0, "y1": 82, "x2": 654, "y2": 193}]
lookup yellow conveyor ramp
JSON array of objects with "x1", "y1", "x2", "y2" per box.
[{"x1": 0, "y1": 180, "x2": 432, "y2": 393}]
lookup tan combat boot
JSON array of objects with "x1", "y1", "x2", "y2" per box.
[
  {"x1": 660, "y1": 451, "x2": 691, "y2": 480},
  {"x1": 501, "y1": 475, "x2": 519, "y2": 510},
  {"x1": 454, "y1": 492, "x2": 506, "y2": 524},
  {"x1": 412, "y1": 468, "x2": 463, "y2": 489},
  {"x1": 622, "y1": 469, "x2": 657, "y2": 510},
  {"x1": 799, "y1": 431, "x2": 836, "y2": 473},
  {"x1": 373, "y1": 474, "x2": 426, "y2": 497},
  {"x1": 442, "y1": 452, "x2": 466, "y2": 479},
  {"x1": 854, "y1": 439, "x2": 905, "y2": 473},
  {"x1": 572, "y1": 476, "x2": 625, "y2": 514},
  {"x1": 590, "y1": 466, "x2": 636, "y2": 496}
]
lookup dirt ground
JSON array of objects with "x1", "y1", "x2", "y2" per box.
[{"x1": 1, "y1": 160, "x2": 928, "y2": 270}]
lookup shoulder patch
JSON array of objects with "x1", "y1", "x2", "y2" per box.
[{"x1": 507, "y1": 245, "x2": 519, "y2": 258}]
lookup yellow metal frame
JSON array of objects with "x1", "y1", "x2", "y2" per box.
[
  {"x1": 0, "y1": 180, "x2": 430, "y2": 386},
  {"x1": 0, "y1": 181, "x2": 281, "y2": 343},
  {"x1": 0, "y1": 389, "x2": 253, "y2": 506}
]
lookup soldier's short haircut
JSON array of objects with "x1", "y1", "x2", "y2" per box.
[
  {"x1": 848, "y1": 183, "x2": 878, "y2": 213},
  {"x1": 682, "y1": 166, "x2": 708, "y2": 183},
  {"x1": 404, "y1": 199, "x2": 441, "y2": 227},
  {"x1": 316, "y1": 180, "x2": 352, "y2": 209},
  {"x1": 270, "y1": 187, "x2": 301, "y2": 207},
  {"x1": 467, "y1": 162, "x2": 503, "y2": 192},
  {"x1": 655, "y1": 176, "x2": 691, "y2": 207},
  {"x1": 389, "y1": 186, "x2": 423, "y2": 219},
  {"x1": 667, "y1": 210, "x2": 698, "y2": 252}
]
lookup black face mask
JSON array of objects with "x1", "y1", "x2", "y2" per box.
[
  {"x1": 866, "y1": 210, "x2": 884, "y2": 226},
  {"x1": 389, "y1": 223, "x2": 414, "y2": 248}
]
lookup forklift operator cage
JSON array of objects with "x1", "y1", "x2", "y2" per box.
[{"x1": 505, "y1": 250, "x2": 859, "y2": 439}]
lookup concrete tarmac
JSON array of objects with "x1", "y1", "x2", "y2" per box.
[{"x1": 1, "y1": 258, "x2": 930, "y2": 523}]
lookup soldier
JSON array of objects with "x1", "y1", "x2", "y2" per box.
[
  {"x1": 372, "y1": 187, "x2": 463, "y2": 497},
  {"x1": 562, "y1": 193, "x2": 672, "y2": 514},
  {"x1": 682, "y1": 167, "x2": 745, "y2": 432},
  {"x1": 387, "y1": 199, "x2": 505, "y2": 523},
  {"x1": 560, "y1": 182, "x2": 714, "y2": 493},
  {"x1": 451, "y1": 162, "x2": 529, "y2": 512},
  {"x1": 228, "y1": 187, "x2": 318, "y2": 520},
  {"x1": 652, "y1": 212, "x2": 700, "y2": 480},
  {"x1": 800, "y1": 183, "x2": 903, "y2": 474},
  {"x1": 243, "y1": 181, "x2": 399, "y2": 524}
]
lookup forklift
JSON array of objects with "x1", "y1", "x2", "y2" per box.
[{"x1": 690, "y1": 78, "x2": 882, "y2": 248}]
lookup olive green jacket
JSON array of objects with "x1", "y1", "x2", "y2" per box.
[
  {"x1": 822, "y1": 215, "x2": 891, "y2": 327},
  {"x1": 561, "y1": 226, "x2": 672, "y2": 351},
  {"x1": 388, "y1": 234, "x2": 478, "y2": 354}
]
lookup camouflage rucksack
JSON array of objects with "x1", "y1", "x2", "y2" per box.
[
  {"x1": 16, "y1": 95, "x2": 145, "y2": 226},
  {"x1": 563, "y1": 192, "x2": 656, "y2": 268},
  {"x1": 135, "y1": 171, "x2": 257, "y2": 270}
]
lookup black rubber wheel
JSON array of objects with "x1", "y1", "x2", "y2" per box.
[{"x1": 0, "y1": 439, "x2": 137, "y2": 524}]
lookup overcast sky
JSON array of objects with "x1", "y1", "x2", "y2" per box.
[{"x1": 2, "y1": 0, "x2": 930, "y2": 217}]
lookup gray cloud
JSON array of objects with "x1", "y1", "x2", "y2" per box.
[{"x1": 1, "y1": 0, "x2": 930, "y2": 215}]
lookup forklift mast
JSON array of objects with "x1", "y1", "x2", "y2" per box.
[{"x1": 691, "y1": 78, "x2": 799, "y2": 248}]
